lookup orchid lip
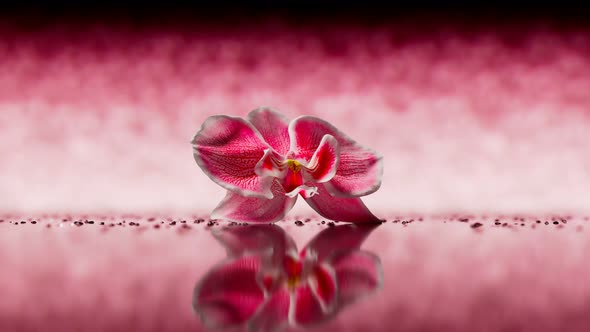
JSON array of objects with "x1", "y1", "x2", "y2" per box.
[{"x1": 255, "y1": 149, "x2": 323, "y2": 198}]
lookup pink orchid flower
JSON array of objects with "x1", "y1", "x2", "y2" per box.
[
  {"x1": 192, "y1": 107, "x2": 383, "y2": 223},
  {"x1": 193, "y1": 223, "x2": 382, "y2": 332}
]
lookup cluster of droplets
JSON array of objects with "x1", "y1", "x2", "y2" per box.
[{"x1": 0, "y1": 215, "x2": 587, "y2": 232}]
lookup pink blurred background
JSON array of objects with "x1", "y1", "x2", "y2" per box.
[
  {"x1": 1, "y1": 6, "x2": 590, "y2": 216},
  {"x1": 2, "y1": 3, "x2": 590, "y2": 332}
]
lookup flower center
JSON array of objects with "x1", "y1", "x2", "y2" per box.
[
  {"x1": 286, "y1": 159, "x2": 302, "y2": 173},
  {"x1": 287, "y1": 275, "x2": 301, "y2": 290}
]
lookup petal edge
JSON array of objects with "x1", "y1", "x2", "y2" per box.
[
  {"x1": 193, "y1": 255, "x2": 266, "y2": 330},
  {"x1": 212, "y1": 180, "x2": 297, "y2": 223},
  {"x1": 289, "y1": 115, "x2": 383, "y2": 197},
  {"x1": 329, "y1": 250, "x2": 383, "y2": 307},
  {"x1": 304, "y1": 183, "x2": 380, "y2": 223},
  {"x1": 192, "y1": 115, "x2": 273, "y2": 198},
  {"x1": 247, "y1": 107, "x2": 291, "y2": 156}
]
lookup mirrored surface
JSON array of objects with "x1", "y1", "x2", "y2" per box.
[{"x1": 193, "y1": 223, "x2": 382, "y2": 332}]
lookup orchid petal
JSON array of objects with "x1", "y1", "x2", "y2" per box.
[
  {"x1": 302, "y1": 222, "x2": 380, "y2": 263},
  {"x1": 304, "y1": 183, "x2": 381, "y2": 223},
  {"x1": 306, "y1": 134, "x2": 340, "y2": 183},
  {"x1": 309, "y1": 264, "x2": 338, "y2": 313},
  {"x1": 291, "y1": 283, "x2": 328, "y2": 327},
  {"x1": 193, "y1": 255, "x2": 265, "y2": 330},
  {"x1": 329, "y1": 250, "x2": 383, "y2": 306},
  {"x1": 289, "y1": 116, "x2": 383, "y2": 197},
  {"x1": 192, "y1": 115, "x2": 273, "y2": 198},
  {"x1": 211, "y1": 180, "x2": 297, "y2": 223},
  {"x1": 247, "y1": 107, "x2": 291, "y2": 156},
  {"x1": 248, "y1": 288, "x2": 291, "y2": 332},
  {"x1": 212, "y1": 224, "x2": 298, "y2": 265}
]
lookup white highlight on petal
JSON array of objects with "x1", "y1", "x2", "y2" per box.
[{"x1": 285, "y1": 185, "x2": 318, "y2": 198}]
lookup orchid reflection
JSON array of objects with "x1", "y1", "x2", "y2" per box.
[{"x1": 193, "y1": 223, "x2": 383, "y2": 332}]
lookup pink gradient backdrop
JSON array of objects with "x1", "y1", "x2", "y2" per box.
[
  {"x1": 2, "y1": 17, "x2": 590, "y2": 332},
  {"x1": 1, "y1": 24, "x2": 589, "y2": 215}
]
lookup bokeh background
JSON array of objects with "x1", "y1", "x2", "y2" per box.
[
  {"x1": 2, "y1": 3, "x2": 590, "y2": 216},
  {"x1": 2, "y1": 3, "x2": 590, "y2": 332}
]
